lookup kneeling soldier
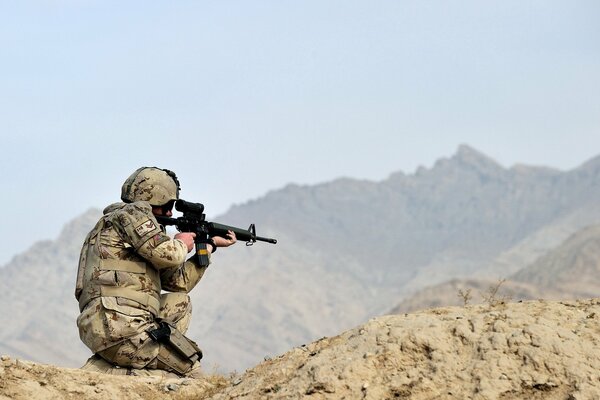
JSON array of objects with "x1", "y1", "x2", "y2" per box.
[{"x1": 75, "y1": 167, "x2": 236, "y2": 377}]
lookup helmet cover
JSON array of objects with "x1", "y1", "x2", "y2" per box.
[{"x1": 121, "y1": 167, "x2": 180, "y2": 206}]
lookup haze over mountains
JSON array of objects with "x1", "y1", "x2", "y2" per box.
[
  {"x1": 1, "y1": 145, "x2": 599, "y2": 372},
  {"x1": 392, "y1": 224, "x2": 600, "y2": 314}
]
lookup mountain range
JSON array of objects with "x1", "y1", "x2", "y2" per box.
[{"x1": 1, "y1": 144, "x2": 599, "y2": 372}]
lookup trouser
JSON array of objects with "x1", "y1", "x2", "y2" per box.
[{"x1": 97, "y1": 292, "x2": 202, "y2": 376}]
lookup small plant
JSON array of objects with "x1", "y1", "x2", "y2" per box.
[
  {"x1": 457, "y1": 288, "x2": 472, "y2": 306},
  {"x1": 481, "y1": 279, "x2": 511, "y2": 308}
]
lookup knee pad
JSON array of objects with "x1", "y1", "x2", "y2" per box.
[{"x1": 148, "y1": 321, "x2": 202, "y2": 376}]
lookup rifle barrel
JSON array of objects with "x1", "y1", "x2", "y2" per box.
[{"x1": 256, "y1": 236, "x2": 278, "y2": 244}]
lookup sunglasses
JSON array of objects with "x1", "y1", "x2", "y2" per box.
[{"x1": 160, "y1": 200, "x2": 176, "y2": 213}]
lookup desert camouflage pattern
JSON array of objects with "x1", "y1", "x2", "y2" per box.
[
  {"x1": 80, "y1": 354, "x2": 203, "y2": 379},
  {"x1": 75, "y1": 201, "x2": 208, "y2": 376},
  {"x1": 120, "y1": 167, "x2": 180, "y2": 206}
]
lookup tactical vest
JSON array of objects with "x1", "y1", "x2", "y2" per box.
[{"x1": 75, "y1": 203, "x2": 163, "y2": 316}]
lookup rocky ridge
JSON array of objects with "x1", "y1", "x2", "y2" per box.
[
  {"x1": 393, "y1": 223, "x2": 600, "y2": 314},
  {"x1": 3, "y1": 298, "x2": 600, "y2": 399}
]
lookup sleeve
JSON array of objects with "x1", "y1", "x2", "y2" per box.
[
  {"x1": 160, "y1": 252, "x2": 210, "y2": 293},
  {"x1": 137, "y1": 235, "x2": 189, "y2": 269},
  {"x1": 115, "y1": 202, "x2": 188, "y2": 269}
]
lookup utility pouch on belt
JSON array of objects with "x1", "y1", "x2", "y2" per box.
[{"x1": 147, "y1": 321, "x2": 203, "y2": 375}]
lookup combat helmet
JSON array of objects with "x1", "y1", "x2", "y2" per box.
[{"x1": 121, "y1": 167, "x2": 180, "y2": 206}]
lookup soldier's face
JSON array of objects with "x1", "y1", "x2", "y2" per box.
[
  {"x1": 152, "y1": 207, "x2": 172, "y2": 217},
  {"x1": 152, "y1": 201, "x2": 174, "y2": 217}
]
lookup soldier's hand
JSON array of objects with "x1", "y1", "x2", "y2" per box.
[
  {"x1": 213, "y1": 230, "x2": 237, "y2": 247},
  {"x1": 175, "y1": 232, "x2": 196, "y2": 252}
]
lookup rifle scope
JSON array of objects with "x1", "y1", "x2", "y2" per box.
[{"x1": 175, "y1": 199, "x2": 204, "y2": 215}]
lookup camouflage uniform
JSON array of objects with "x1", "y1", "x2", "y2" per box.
[{"x1": 75, "y1": 200, "x2": 208, "y2": 376}]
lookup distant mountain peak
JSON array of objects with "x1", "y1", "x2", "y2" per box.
[
  {"x1": 57, "y1": 208, "x2": 101, "y2": 242},
  {"x1": 577, "y1": 154, "x2": 600, "y2": 172},
  {"x1": 452, "y1": 144, "x2": 503, "y2": 169},
  {"x1": 386, "y1": 145, "x2": 506, "y2": 183}
]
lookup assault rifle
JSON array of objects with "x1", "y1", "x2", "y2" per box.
[{"x1": 156, "y1": 199, "x2": 277, "y2": 266}]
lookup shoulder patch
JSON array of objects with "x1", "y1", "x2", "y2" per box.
[
  {"x1": 135, "y1": 219, "x2": 157, "y2": 236},
  {"x1": 152, "y1": 233, "x2": 171, "y2": 248}
]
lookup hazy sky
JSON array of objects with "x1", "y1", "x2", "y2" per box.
[{"x1": 1, "y1": 1, "x2": 599, "y2": 265}]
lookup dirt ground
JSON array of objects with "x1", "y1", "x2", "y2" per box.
[
  {"x1": 4, "y1": 298, "x2": 600, "y2": 399},
  {"x1": 0, "y1": 357, "x2": 230, "y2": 400}
]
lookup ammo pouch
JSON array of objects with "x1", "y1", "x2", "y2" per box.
[{"x1": 147, "y1": 321, "x2": 203, "y2": 375}]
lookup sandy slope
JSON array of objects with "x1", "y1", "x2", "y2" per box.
[
  {"x1": 0, "y1": 357, "x2": 229, "y2": 400},
  {"x1": 4, "y1": 298, "x2": 600, "y2": 399}
]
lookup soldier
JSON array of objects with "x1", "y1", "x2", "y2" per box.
[{"x1": 75, "y1": 167, "x2": 236, "y2": 377}]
